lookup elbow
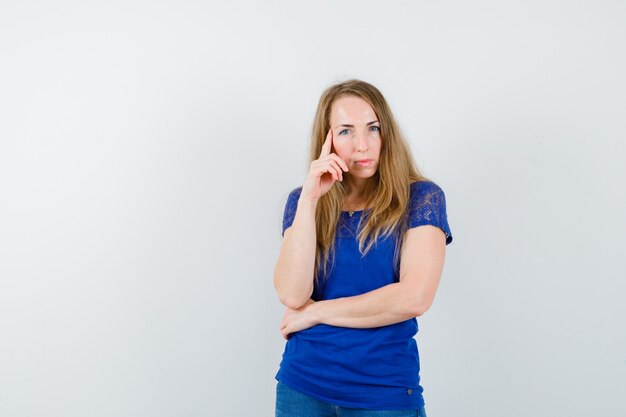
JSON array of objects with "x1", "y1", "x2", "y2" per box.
[
  {"x1": 274, "y1": 279, "x2": 313, "y2": 309},
  {"x1": 273, "y1": 265, "x2": 313, "y2": 310},
  {"x1": 413, "y1": 305, "x2": 428, "y2": 317},
  {"x1": 279, "y1": 294, "x2": 310, "y2": 310},
  {"x1": 274, "y1": 284, "x2": 301, "y2": 309},
  {"x1": 408, "y1": 299, "x2": 432, "y2": 318}
]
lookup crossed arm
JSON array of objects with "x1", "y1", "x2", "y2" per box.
[
  {"x1": 314, "y1": 282, "x2": 418, "y2": 327},
  {"x1": 279, "y1": 225, "x2": 446, "y2": 339},
  {"x1": 279, "y1": 283, "x2": 420, "y2": 340}
]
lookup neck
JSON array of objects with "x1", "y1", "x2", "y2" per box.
[
  {"x1": 344, "y1": 176, "x2": 368, "y2": 199},
  {"x1": 343, "y1": 182, "x2": 368, "y2": 212}
]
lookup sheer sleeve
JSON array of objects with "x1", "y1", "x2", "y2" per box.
[
  {"x1": 282, "y1": 186, "x2": 303, "y2": 237},
  {"x1": 408, "y1": 181, "x2": 453, "y2": 245}
]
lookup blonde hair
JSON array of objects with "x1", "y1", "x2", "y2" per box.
[{"x1": 309, "y1": 79, "x2": 431, "y2": 286}]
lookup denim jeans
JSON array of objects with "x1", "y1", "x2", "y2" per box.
[{"x1": 275, "y1": 380, "x2": 427, "y2": 417}]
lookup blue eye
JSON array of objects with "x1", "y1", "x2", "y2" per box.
[{"x1": 338, "y1": 126, "x2": 379, "y2": 135}]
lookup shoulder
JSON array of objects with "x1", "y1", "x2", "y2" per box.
[
  {"x1": 289, "y1": 186, "x2": 303, "y2": 198},
  {"x1": 283, "y1": 186, "x2": 303, "y2": 211},
  {"x1": 409, "y1": 180, "x2": 445, "y2": 201},
  {"x1": 282, "y1": 186, "x2": 304, "y2": 236},
  {"x1": 407, "y1": 180, "x2": 449, "y2": 219},
  {"x1": 407, "y1": 180, "x2": 453, "y2": 244},
  {"x1": 285, "y1": 186, "x2": 303, "y2": 205}
]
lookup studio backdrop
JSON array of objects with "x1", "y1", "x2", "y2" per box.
[{"x1": 0, "y1": 1, "x2": 624, "y2": 416}]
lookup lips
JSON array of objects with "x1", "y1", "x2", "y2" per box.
[{"x1": 355, "y1": 159, "x2": 373, "y2": 166}]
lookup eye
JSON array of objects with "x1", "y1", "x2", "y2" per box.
[
  {"x1": 339, "y1": 129, "x2": 350, "y2": 135},
  {"x1": 370, "y1": 126, "x2": 380, "y2": 132}
]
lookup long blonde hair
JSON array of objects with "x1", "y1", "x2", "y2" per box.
[{"x1": 309, "y1": 79, "x2": 431, "y2": 286}]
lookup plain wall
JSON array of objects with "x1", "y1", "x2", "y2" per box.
[{"x1": 1, "y1": 1, "x2": 625, "y2": 416}]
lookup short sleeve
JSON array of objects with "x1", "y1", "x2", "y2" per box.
[
  {"x1": 281, "y1": 186, "x2": 303, "y2": 237},
  {"x1": 408, "y1": 181, "x2": 453, "y2": 245}
]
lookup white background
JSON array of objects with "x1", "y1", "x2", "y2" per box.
[{"x1": 1, "y1": 1, "x2": 625, "y2": 416}]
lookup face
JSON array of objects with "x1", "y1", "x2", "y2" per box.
[{"x1": 329, "y1": 95, "x2": 382, "y2": 182}]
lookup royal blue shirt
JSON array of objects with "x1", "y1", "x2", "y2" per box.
[{"x1": 275, "y1": 180, "x2": 453, "y2": 410}]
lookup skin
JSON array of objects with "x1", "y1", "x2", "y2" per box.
[
  {"x1": 279, "y1": 95, "x2": 383, "y2": 338},
  {"x1": 328, "y1": 95, "x2": 382, "y2": 206},
  {"x1": 278, "y1": 96, "x2": 447, "y2": 340}
]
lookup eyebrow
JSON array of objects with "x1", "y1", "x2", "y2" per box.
[{"x1": 335, "y1": 121, "x2": 380, "y2": 128}]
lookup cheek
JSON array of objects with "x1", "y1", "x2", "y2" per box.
[
  {"x1": 338, "y1": 152, "x2": 351, "y2": 163},
  {"x1": 332, "y1": 143, "x2": 350, "y2": 159}
]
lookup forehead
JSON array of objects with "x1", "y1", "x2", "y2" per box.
[{"x1": 330, "y1": 95, "x2": 377, "y2": 123}]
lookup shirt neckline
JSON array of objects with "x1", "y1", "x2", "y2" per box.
[{"x1": 340, "y1": 208, "x2": 371, "y2": 214}]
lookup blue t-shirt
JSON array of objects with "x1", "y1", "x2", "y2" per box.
[{"x1": 275, "y1": 180, "x2": 453, "y2": 410}]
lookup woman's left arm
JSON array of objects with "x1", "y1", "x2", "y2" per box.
[{"x1": 279, "y1": 225, "x2": 447, "y2": 338}]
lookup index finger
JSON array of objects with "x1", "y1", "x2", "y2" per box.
[{"x1": 319, "y1": 128, "x2": 333, "y2": 158}]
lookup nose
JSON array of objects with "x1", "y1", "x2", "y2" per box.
[{"x1": 355, "y1": 130, "x2": 368, "y2": 151}]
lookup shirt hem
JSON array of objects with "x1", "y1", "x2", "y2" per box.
[{"x1": 275, "y1": 373, "x2": 424, "y2": 411}]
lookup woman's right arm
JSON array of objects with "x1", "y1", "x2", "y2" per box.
[
  {"x1": 273, "y1": 196, "x2": 318, "y2": 309},
  {"x1": 273, "y1": 128, "x2": 349, "y2": 310}
]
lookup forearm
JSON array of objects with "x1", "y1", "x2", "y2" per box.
[
  {"x1": 310, "y1": 282, "x2": 418, "y2": 329},
  {"x1": 273, "y1": 197, "x2": 318, "y2": 309}
]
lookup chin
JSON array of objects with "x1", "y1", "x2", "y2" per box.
[{"x1": 353, "y1": 172, "x2": 377, "y2": 179}]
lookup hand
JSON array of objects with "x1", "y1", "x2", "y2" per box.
[
  {"x1": 279, "y1": 298, "x2": 319, "y2": 340},
  {"x1": 300, "y1": 128, "x2": 349, "y2": 202}
]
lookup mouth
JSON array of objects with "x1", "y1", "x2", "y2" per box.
[{"x1": 355, "y1": 159, "x2": 373, "y2": 167}]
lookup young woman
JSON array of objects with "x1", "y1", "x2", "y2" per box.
[{"x1": 273, "y1": 79, "x2": 453, "y2": 417}]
